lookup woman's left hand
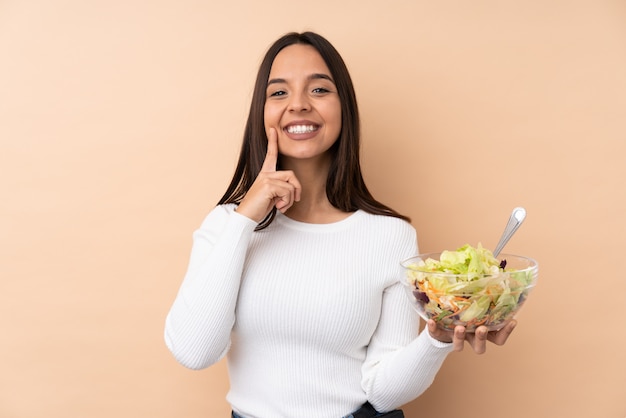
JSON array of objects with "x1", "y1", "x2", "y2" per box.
[{"x1": 427, "y1": 319, "x2": 517, "y2": 354}]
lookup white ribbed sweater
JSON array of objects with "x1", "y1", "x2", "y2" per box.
[{"x1": 165, "y1": 204, "x2": 453, "y2": 418}]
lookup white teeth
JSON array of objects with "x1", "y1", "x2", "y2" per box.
[{"x1": 287, "y1": 125, "x2": 317, "y2": 134}]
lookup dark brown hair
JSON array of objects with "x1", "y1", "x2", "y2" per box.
[{"x1": 218, "y1": 31, "x2": 410, "y2": 229}]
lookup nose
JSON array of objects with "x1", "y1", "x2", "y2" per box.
[{"x1": 288, "y1": 90, "x2": 310, "y2": 112}]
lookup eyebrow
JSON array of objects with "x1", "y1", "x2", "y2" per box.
[{"x1": 267, "y1": 73, "x2": 335, "y2": 86}]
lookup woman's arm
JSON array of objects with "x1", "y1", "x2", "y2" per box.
[
  {"x1": 164, "y1": 205, "x2": 257, "y2": 370},
  {"x1": 360, "y1": 281, "x2": 454, "y2": 411}
]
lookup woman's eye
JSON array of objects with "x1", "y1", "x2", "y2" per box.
[
  {"x1": 269, "y1": 90, "x2": 286, "y2": 97},
  {"x1": 312, "y1": 87, "x2": 330, "y2": 94}
]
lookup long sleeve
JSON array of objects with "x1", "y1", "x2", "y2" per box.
[
  {"x1": 361, "y1": 281, "x2": 454, "y2": 411},
  {"x1": 360, "y1": 223, "x2": 454, "y2": 412},
  {"x1": 164, "y1": 205, "x2": 257, "y2": 370}
]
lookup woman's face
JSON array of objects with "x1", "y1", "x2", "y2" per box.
[{"x1": 264, "y1": 44, "x2": 342, "y2": 165}]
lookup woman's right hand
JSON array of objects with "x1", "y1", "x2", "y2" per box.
[
  {"x1": 427, "y1": 318, "x2": 517, "y2": 354},
  {"x1": 235, "y1": 128, "x2": 302, "y2": 223}
]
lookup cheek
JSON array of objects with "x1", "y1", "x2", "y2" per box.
[
  {"x1": 264, "y1": 103, "x2": 281, "y2": 127},
  {"x1": 328, "y1": 102, "x2": 342, "y2": 135}
]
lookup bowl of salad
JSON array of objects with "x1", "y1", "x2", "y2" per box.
[{"x1": 401, "y1": 244, "x2": 538, "y2": 332}]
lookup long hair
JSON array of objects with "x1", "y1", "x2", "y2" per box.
[{"x1": 218, "y1": 31, "x2": 410, "y2": 229}]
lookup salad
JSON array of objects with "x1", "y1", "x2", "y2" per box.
[{"x1": 403, "y1": 244, "x2": 536, "y2": 331}]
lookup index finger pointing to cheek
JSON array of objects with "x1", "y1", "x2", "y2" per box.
[{"x1": 261, "y1": 128, "x2": 278, "y2": 173}]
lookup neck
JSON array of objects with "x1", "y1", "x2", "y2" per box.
[{"x1": 280, "y1": 155, "x2": 351, "y2": 223}]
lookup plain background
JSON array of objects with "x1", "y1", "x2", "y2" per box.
[{"x1": 1, "y1": 1, "x2": 625, "y2": 417}]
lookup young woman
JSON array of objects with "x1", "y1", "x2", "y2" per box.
[{"x1": 164, "y1": 31, "x2": 516, "y2": 418}]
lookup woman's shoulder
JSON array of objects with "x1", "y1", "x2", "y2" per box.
[
  {"x1": 356, "y1": 211, "x2": 418, "y2": 259},
  {"x1": 358, "y1": 211, "x2": 416, "y2": 238},
  {"x1": 359, "y1": 210, "x2": 414, "y2": 227}
]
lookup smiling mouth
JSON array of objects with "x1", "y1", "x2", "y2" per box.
[{"x1": 286, "y1": 124, "x2": 319, "y2": 134}]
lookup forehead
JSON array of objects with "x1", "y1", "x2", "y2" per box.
[{"x1": 268, "y1": 44, "x2": 331, "y2": 78}]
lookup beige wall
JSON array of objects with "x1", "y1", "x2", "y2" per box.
[{"x1": 1, "y1": 1, "x2": 625, "y2": 417}]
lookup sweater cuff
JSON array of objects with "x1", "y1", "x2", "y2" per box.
[
  {"x1": 424, "y1": 328, "x2": 455, "y2": 350},
  {"x1": 230, "y1": 207, "x2": 261, "y2": 230}
]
